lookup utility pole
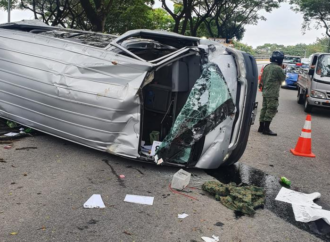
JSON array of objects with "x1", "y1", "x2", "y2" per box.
[{"x1": 8, "y1": 0, "x2": 11, "y2": 23}]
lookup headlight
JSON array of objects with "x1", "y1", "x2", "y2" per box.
[
  {"x1": 282, "y1": 81, "x2": 286, "y2": 86},
  {"x1": 311, "y1": 90, "x2": 326, "y2": 99}
]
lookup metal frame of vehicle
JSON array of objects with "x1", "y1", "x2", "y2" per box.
[{"x1": 0, "y1": 21, "x2": 258, "y2": 169}]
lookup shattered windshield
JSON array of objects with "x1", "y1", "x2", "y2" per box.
[
  {"x1": 285, "y1": 65, "x2": 300, "y2": 74},
  {"x1": 156, "y1": 63, "x2": 235, "y2": 164},
  {"x1": 284, "y1": 56, "x2": 301, "y2": 63},
  {"x1": 316, "y1": 55, "x2": 330, "y2": 77}
]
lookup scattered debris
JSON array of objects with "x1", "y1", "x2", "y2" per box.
[
  {"x1": 77, "y1": 226, "x2": 88, "y2": 231},
  {"x1": 16, "y1": 147, "x2": 37, "y2": 151},
  {"x1": 119, "y1": 175, "x2": 125, "y2": 179},
  {"x1": 201, "y1": 235, "x2": 219, "y2": 242},
  {"x1": 102, "y1": 159, "x2": 126, "y2": 188},
  {"x1": 150, "y1": 140, "x2": 162, "y2": 156},
  {"x1": 135, "y1": 169, "x2": 144, "y2": 175},
  {"x1": 126, "y1": 166, "x2": 145, "y2": 175},
  {"x1": 275, "y1": 187, "x2": 321, "y2": 208},
  {"x1": 4, "y1": 145, "x2": 12, "y2": 149},
  {"x1": 171, "y1": 169, "x2": 191, "y2": 190},
  {"x1": 162, "y1": 194, "x2": 170, "y2": 198},
  {"x1": 7, "y1": 121, "x2": 18, "y2": 128},
  {"x1": 280, "y1": 176, "x2": 291, "y2": 187},
  {"x1": 0, "y1": 141, "x2": 13, "y2": 144},
  {"x1": 123, "y1": 231, "x2": 132, "y2": 236},
  {"x1": 169, "y1": 184, "x2": 198, "y2": 201},
  {"x1": 10, "y1": 182, "x2": 16, "y2": 185},
  {"x1": 87, "y1": 219, "x2": 98, "y2": 224},
  {"x1": 23, "y1": 173, "x2": 27, "y2": 176},
  {"x1": 202, "y1": 181, "x2": 265, "y2": 215},
  {"x1": 0, "y1": 158, "x2": 6, "y2": 163},
  {"x1": 269, "y1": 164, "x2": 274, "y2": 167},
  {"x1": 141, "y1": 144, "x2": 152, "y2": 155},
  {"x1": 214, "y1": 222, "x2": 224, "y2": 227},
  {"x1": 83, "y1": 194, "x2": 106, "y2": 208},
  {"x1": 4, "y1": 132, "x2": 20, "y2": 137},
  {"x1": 10, "y1": 232, "x2": 18, "y2": 235},
  {"x1": 124, "y1": 194, "x2": 154, "y2": 205},
  {"x1": 178, "y1": 213, "x2": 189, "y2": 219},
  {"x1": 37, "y1": 226, "x2": 46, "y2": 230}
]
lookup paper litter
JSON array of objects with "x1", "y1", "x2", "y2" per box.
[
  {"x1": 83, "y1": 194, "x2": 106, "y2": 208},
  {"x1": 150, "y1": 141, "x2": 162, "y2": 156},
  {"x1": 292, "y1": 204, "x2": 330, "y2": 225},
  {"x1": 201, "y1": 235, "x2": 219, "y2": 242},
  {"x1": 275, "y1": 187, "x2": 321, "y2": 209},
  {"x1": 124, "y1": 195, "x2": 154, "y2": 205}
]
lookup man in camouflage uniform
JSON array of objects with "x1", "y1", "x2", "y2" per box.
[{"x1": 258, "y1": 51, "x2": 286, "y2": 136}]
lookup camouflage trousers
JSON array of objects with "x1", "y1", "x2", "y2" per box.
[
  {"x1": 202, "y1": 181, "x2": 265, "y2": 216},
  {"x1": 259, "y1": 97, "x2": 279, "y2": 122}
]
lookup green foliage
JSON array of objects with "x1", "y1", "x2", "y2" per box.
[
  {"x1": 290, "y1": 0, "x2": 330, "y2": 37},
  {"x1": 233, "y1": 41, "x2": 256, "y2": 55},
  {"x1": 255, "y1": 37, "x2": 330, "y2": 57}
]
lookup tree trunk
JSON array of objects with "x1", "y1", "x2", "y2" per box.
[{"x1": 173, "y1": 19, "x2": 180, "y2": 33}]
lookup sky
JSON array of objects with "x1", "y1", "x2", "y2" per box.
[{"x1": 0, "y1": 1, "x2": 326, "y2": 48}]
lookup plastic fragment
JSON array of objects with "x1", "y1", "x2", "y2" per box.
[
  {"x1": 201, "y1": 235, "x2": 219, "y2": 242},
  {"x1": 178, "y1": 213, "x2": 189, "y2": 219}
]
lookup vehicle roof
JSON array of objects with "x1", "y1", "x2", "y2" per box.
[
  {"x1": 284, "y1": 55, "x2": 301, "y2": 57},
  {"x1": 310, "y1": 53, "x2": 330, "y2": 57}
]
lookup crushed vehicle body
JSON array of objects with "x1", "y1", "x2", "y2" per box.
[{"x1": 0, "y1": 20, "x2": 258, "y2": 169}]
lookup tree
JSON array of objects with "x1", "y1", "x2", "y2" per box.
[
  {"x1": 204, "y1": 0, "x2": 282, "y2": 41},
  {"x1": 1, "y1": 0, "x2": 155, "y2": 32},
  {"x1": 233, "y1": 40, "x2": 255, "y2": 55},
  {"x1": 161, "y1": 0, "x2": 283, "y2": 40},
  {"x1": 106, "y1": 0, "x2": 153, "y2": 34},
  {"x1": 290, "y1": 0, "x2": 330, "y2": 38}
]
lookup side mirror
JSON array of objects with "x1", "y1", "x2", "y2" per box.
[{"x1": 308, "y1": 69, "x2": 314, "y2": 75}]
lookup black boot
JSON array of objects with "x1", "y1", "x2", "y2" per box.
[
  {"x1": 258, "y1": 122, "x2": 264, "y2": 133},
  {"x1": 263, "y1": 121, "x2": 277, "y2": 136}
]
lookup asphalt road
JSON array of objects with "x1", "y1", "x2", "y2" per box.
[{"x1": 1, "y1": 63, "x2": 330, "y2": 241}]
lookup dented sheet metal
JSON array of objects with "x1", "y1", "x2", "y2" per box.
[
  {"x1": 0, "y1": 27, "x2": 151, "y2": 158},
  {"x1": 156, "y1": 63, "x2": 235, "y2": 164}
]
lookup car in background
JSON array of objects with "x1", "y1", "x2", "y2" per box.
[
  {"x1": 282, "y1": 64, "x2": 301, "y2": 88},
  {"x1": 283, "y1": 55, "x2": 301, "y2": 69}
]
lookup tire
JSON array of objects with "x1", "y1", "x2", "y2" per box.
[
  {"x1": 304, "y1": 96, "x2": 313, "y2": 113},
  {"x1": 297, "y1": 87, "x2": 304, "y2": 104}
]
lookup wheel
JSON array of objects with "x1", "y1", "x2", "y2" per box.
[
  {"x1": 304, "y1": 96, "x2": 313, "y2": 113},
  {"x1": 297, "y1": 87, "x2": 304, "y2": 104}
]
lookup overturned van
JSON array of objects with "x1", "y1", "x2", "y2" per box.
[{"x1": 0, "y1": 20, "x2": 258, "y2": 169}]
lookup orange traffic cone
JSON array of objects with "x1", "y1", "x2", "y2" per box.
[{"x1": 290, "y1": 115, "x2": 315, "y2": 158}]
